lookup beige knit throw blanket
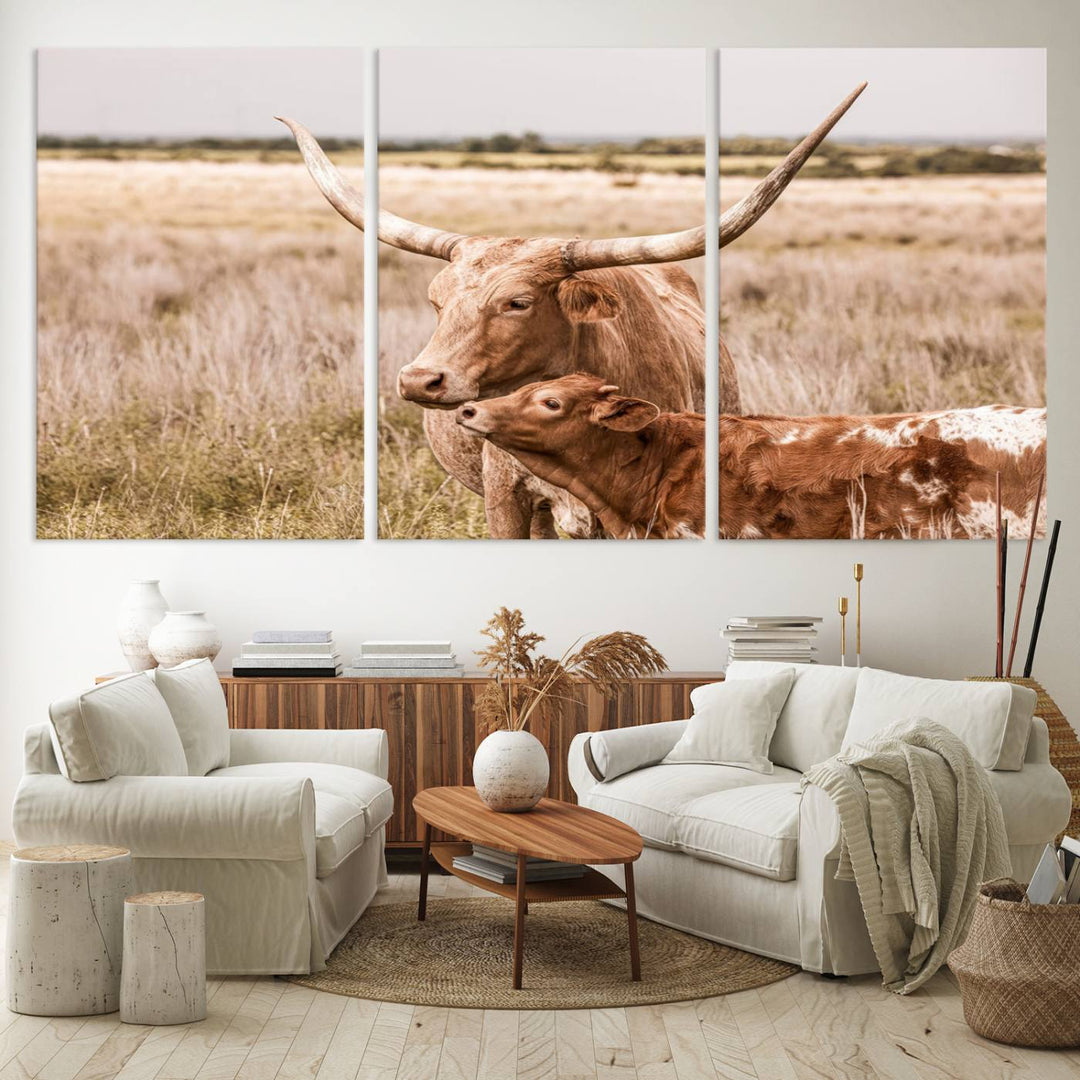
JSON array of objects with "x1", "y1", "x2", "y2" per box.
[{"x1": 802, "y1": 718, "x2": 1011, "y2": 994}]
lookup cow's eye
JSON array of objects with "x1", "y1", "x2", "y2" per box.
[
  {"x1": 543, "y1": 399, "x2": 560, "y2": 411},
  {"x1": 507, "y1": 298, "x2": 532, "y2": 311}
]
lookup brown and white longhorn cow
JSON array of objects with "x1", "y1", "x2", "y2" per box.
[
  {"x1": 454, "y1": 374, "x2": 1046, "y2": 540},
  {"x1": 279, "y1": 83, "x2": 865, "y2": 539}
]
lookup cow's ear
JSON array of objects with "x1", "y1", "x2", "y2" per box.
[
  {"x1": 592, "y1": 395, "x2": 661, "y2": 432},
  {"x1": 556, "y1": 275, "x2": 621, "y2": 322}
]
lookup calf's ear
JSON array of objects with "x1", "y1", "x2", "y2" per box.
[
  {"x1": 592, "y1": 396, "x2": 661, "y2": 432},
  {"x1": 556, "y1": 275, "x2": 621, "y2": 322}
]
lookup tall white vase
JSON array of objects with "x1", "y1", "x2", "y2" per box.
[
  {"x1": 149, "y1": 611, "x2": 222, "y2": 669},
  {"x1": 116, "y1": 580, "x2": 169, "y2": 671},
  {"x1": 472, "y1": 729, "x2": 550, "y2": 812}
]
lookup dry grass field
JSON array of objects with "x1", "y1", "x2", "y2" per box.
[
  {"x1": 36, "y1": 159, "x2": 364, "y2": 539},
  {"x1": 379, "y1": 165, "x2": 1043, "y2": 539}
]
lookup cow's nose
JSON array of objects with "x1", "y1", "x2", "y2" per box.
[
  {"x1": 398, "y1": 366, "x2": 447, "y2": 400},
  {"x1": 460, "y1": 405, "x2": 477, "y2": 420}
]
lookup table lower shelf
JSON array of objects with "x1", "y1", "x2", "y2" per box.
[{"x1": 431, "y1": 842, "x2": 627, "y2": 904}]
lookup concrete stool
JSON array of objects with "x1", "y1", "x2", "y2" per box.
[
  {"x1": 120, "y1": 891, "x2": 207, "y2": 1025},
  {"x1": 7, "y1": 844, "x2": 132, "y2": 1015}
]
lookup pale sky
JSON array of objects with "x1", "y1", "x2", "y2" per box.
[
  {"x1": 37, "y1": 49, "x2": 364, "y2": 139},
  {"x1": 722, "y1": 49, "x2": 1045, "y2": 141},
  {"x1": 380, "y1": 48, "x2": 704, "y2": 140}
]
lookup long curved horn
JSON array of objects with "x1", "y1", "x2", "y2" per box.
[
  {"x1": 560, "y1": 81, "x2": 867, "y2": 271},
  {"x1": 718, "y1": 81, "x2": 867, "y2": 248},
  {"x1": 277, "y1": 117, "x2": 465, "y2": 261}
]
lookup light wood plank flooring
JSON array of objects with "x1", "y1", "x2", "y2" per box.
[{"x1": 0, "y1": 855, "x2": 1076, "y2": 1080}]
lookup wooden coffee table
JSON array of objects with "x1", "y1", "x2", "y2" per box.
[{"x1": 413, "y1": 786, "x2": 644, "y2": 990}]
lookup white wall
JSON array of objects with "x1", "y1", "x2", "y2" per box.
[{"x1": 2, "y1": 0, "x2": 1078, "y2": 834}]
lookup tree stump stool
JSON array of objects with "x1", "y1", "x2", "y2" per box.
[
  {"x1": 7, "y1": 844, "x2": 132, "y2": 1015},
  {"x1": 120, "y1": 891, "x2": 207, "y2": 1025}
]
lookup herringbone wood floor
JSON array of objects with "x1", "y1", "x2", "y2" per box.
[{"x1": 1, "y1": 852, "x2": 1078, "y2": 1079}]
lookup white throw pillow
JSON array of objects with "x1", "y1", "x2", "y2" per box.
[
  {"x1": 151, "y1": 658, "x2": 230, "y2": 775},
  {"x1": 725, "y1": 661, "x2": 859, "y2": 772},
  {"x1": 843, "y1": 667, "x2": 1036, "y2": 771},
  {"x1": 49, "y1": 672, "x2": 188, "y2": 781},
  {"x1": 663, "y1": 671, "x2": 795, "y2": 774}
]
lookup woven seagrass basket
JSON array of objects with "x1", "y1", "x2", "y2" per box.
[{"x1": 949, "y1": 879, "x2": 1080, "y2": 1048}]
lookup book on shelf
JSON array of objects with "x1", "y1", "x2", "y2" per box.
[
  {"x1": 232, "y1": 665, "x2": 343, "y2": 678},
  {"x1": 252, "y1": 630, "x2": 333, "y2": 644},
  {"x1": 348, "y1": 655, "x2": 460, "y2": 668},
  {"x1": 342, "y1": 665, "x2": 464, "y2": 679},
  {"x1": 232, "y1": 654, "x2": 341, "y2": 668},
  {"x1": 240, "y1": 641, "x2": 337, "y2": 656},
  {"x1": 451, "y1": 853, "x2": 587, "y2": 885},
  {"x1": 360, "y1": 640, "x2": 453, "y2": 657},
  {"x1": 726, "y1": 616, "x2": 823, "y2": 627},
  {"x1": 722, "y1": 628, "x2": 819, "y2": 640}
]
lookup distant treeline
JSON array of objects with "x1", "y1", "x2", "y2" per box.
[{"x1": 37, "y1": 132, "x2": 1045, "y2": 176}]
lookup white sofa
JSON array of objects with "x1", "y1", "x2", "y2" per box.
[
  {"x1": 568, "y1": 663, "x2": 1072, "y2": 976},
  {"x1": 11, "y1": 661, "x2": 392, "y2": 975}
]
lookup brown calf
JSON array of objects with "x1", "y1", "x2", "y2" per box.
[{"x1": 455, "y1": 375, "x2": 1046, "y2": 540}]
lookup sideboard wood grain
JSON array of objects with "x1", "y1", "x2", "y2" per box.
[{"x1": 218, "y1": 671, "x2": 720, "y2": 848}]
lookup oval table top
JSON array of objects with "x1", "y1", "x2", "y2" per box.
[{"x1": 413, "y1": 786, "x2": 643, "y2": 864}]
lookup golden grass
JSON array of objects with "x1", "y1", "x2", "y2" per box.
[{"x1": 37, "y1": 159, "x2": 364, "y2": 539}]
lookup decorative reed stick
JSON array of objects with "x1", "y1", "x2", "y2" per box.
[
  {"x1": 995, "y1": 472, "x2": 1003, "y2": 677},
  {"x1": 838, "y1": 596, "x2": 849, "y2": 666},
  {"x1": 1023, "y1": 519, "x2": 1061, "y2": 678},
  {"x1": 853, "y1": 563, "x2": 863, "y2": 667},
  {"x1": 1006, "y1": 472, "x2": 1044, "y2": 677}
]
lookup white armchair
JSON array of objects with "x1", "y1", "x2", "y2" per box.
[{"x1": 12, "y1": 665, "x2": 392, "y2": 975}]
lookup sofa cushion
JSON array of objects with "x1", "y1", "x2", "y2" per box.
[
  {"x1": 49, "y1": 672, "x2": 187, "y2": 782},
  {"x1": 583, "y1": 762, "x2": 802, "y2": 852},
  {"x1": 663, "y1": 671, "x2": 794, "y2": 774},
  {"x1": 678, "y1": 783, "x2": 802, "y2": 881},
  {"x1": 151, "y1": 659, "x2": 230, "y2": 775},
  {"x1": 311, "y1": 792, "x2": 369, "y2": 877},
  {"x1": 725, "y1": 661, "x2": 859, "y2": 772},
  {"x1": 843, "y1": 668, "x2": 1036, "y2": 771},
  {"x1": 586, "y1": 720, "x2": 688, "y2": 782},
  {"x1": 211, "y1": 762, "x2": 393, "y2": 839}
]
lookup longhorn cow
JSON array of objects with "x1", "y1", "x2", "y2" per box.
[{"x1": 279, "y1": 83, "x2": 865, "y2": 538}]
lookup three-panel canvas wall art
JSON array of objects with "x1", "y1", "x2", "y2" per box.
[{"x1": 36, "y1": 48, "x2": 1047, "y2": 541}]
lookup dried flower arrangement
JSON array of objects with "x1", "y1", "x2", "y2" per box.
[{"x1": 474, "y1": 607, "x2": 667, "y2": 734}]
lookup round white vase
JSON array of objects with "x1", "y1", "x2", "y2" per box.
[
  {"x1": 148, "y1": 611, "x2": 222, "y2": 669},
  {"x1": 116, "y1": 580, "x2": 169, "y2": 672},
  {"x1": 472, "y1": 729, "x2": 550, "y2": 812}
]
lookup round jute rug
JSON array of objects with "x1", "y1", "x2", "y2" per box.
[{"x1": 287, "y1": 898, "x2": 797, "y2": 1009}]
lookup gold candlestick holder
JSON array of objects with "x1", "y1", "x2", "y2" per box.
[
  {"x1": 838, "y1": 596, "x2": 849, "y2": 666},
  {"x1": 853, "y1": 563, "x2": 864, "y2": 667}
]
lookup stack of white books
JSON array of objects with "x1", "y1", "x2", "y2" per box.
[
  {"x1": 232, "y1": 631, "x2": 342, "y2": 677},
  {"x1": 1027, "y1": 836, "x2": 1080, "y2": 904},
  {"x1": 452, "y1": 844, "x2": 587, "y2": 885},
  {"x1": 723, "y1": 616, "x2": 822, "y2": 665},
  {"x1": 344, "y1": 640, "x2": 464, "y2": 679}
]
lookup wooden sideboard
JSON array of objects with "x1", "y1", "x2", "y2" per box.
[{"x1": 219, "y1": 671, "x2": 721, "y2": 849}]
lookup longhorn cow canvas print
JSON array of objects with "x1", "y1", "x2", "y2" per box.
[
  {"x1": 718, "y1": 48, "x2": 1046, "y2": 539},
  {"x1": 367, "y1": 47, "x2": 708, "y2": 539},
  {"x1": 36, "y1": 49, "x2": 364, "y2": 539}
]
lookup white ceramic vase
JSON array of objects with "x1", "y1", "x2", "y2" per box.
[
  {"x1": 116, "y1": 580, "x2": 169, "y2": 671},
  {"x1": 148, "y1": 611, "x2": 222, "y2": 669},
  {"x1": 472, "y1": 729, "x2": 550, "y2": 812}
]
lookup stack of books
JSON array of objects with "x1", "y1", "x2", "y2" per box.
[
  {"x1": 344, "y1": 640, "x2": 464, "y2": 679},
  {"x1": 232, "y1": 631, "x2": 342, "y2": 677},
  {"x1": 452, "y1": 844, "x2": 587, "y2": 885},
  {"x1": 723, "y1": 616, "x2": 822, "y2": 665},
  {"x1": 1027, "y1": 836, "x2": 1080, "y2": 904}
]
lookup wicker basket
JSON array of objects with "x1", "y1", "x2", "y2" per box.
[{"x1": 949, "y1": 879, "x2": 1080, "y2": 1047}]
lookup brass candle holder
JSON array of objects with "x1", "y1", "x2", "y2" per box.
[
  {"x1": 838, "y1": 596, "x2": 849, "y2": 666},
  {"x1": 853, "y1": 563, "x2": 864, "y2": 667}
]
